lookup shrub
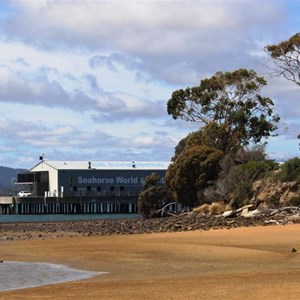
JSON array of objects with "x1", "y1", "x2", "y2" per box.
[
  {"x1": 165, "y1": 145, "x2": 223, "y2": 208},
  {"x1": 278, "y1": 158, "x2": 300, "y2": 182},
  {"x1": 268, "y1": 195, "x2": 281, "y2": 208},
  {"x1": 193, "y1": 203, "x2": 210, "y2": 214},
  {"x1": 209, "y1": 202, "x2": 226, "y2": 215},
  {"x1": 288, "y1": 195, "x2": 300, "y2": 207},
  {"x1": 193, "y1": 202, "x2": 226, "y2": 215},
  {"x1": 287, "y1": 214, "x2": 300, "y2": 224},
  {"x1": 137, "y1": 186, "x2": 174, "y2": 218}
]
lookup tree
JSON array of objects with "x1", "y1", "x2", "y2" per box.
[
  {"x1": 138, "y1": 186, "x2": 174, "y2": 218},
  {"x1": 265, "y1": 33, "x2": 300, "y2": 87},
  {"x1": 143, "y1": 172, "x2": 161, "y2": 190},
  {"x1": 278, "y1": 157, "x2": 300, "y2": 183},
  {"x1": 265, "y1": 33, "x2": 300, "y2": 149},
  {"x1": 172, "y1": 130, "x2": 203, "y2": 161},
  {"x1": 172, "y1": 123, "x2": 234, "y2": 160},
  {"x1": 165, "y1": 145, "x2": 223, "y2": 208},
  {"x1": 203, "y1": 146, "x2": 277, "y2": 208},
  {"x1": 137, "y1": 173, "x2": 174, "y2": 218},
  {"x1": 167, "y1": 69, "x2": 280, "y2": 154}
]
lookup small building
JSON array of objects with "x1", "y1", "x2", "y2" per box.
[{"x1": 13, "y1": 160, "x2": 171, "y2": 214}]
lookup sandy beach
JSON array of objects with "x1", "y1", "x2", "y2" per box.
[{"x1": 1, "y1": 224, "x2": 300, "y2": 299}]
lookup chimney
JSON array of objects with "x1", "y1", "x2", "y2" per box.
[{"x1": 88, "y1": 161, "x2": 92, "y2": 169}]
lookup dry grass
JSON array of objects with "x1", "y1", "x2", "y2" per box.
[
  {"x1": 287, "y1": 214, "x2": 300, "y2": 224},
  {"x1": 193, "y1": 202, "x2": 226, "y2": 215}
]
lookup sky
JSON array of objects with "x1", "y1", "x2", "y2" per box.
[{"x1": 0, "y1": 0, "x2": 299, "y2": 169}]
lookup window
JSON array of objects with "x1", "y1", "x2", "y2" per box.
[
  {"x1": 73, "y1": 186, "x2": 78, "y2": 192},
  {"x1": 120, "y1": 186, "x2": 124, "y2": 191},
  {"x1": 97, "y1": 186, "x2": 101, "y2": 191},
  {"x1": 17, "y1": 173, "x2": 35, "y2": 183},
  {"x1": 110, "y1": 186, "x2": 115, "y2": 191},
  {"x1": 37, "y1": 171, "x2": 49, "y2": 183},
  {"x1": 87, "y1": 186, "x2": 92, "y2": 191}
]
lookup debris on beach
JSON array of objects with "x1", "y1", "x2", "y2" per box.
[{"x1": 1, "y1": 204, "x2": 300, "y2": 240}]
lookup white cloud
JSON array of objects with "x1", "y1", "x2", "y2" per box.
[{"x1": 0, "y1": 0, "x2": 299, "y2": 167}]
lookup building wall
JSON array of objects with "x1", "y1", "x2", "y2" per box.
[
  {"x1": 57, "y1": 169, "x2": 166, "y2": 197},
  {"x1": 31, "y1": 162, "x2": 58, "y2": 196}
]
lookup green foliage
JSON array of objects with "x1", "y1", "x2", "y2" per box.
[
  {"x1": 172, "y1": 130, "x2": 203, "y2": 161},
  {"x1": 143, "y1": 172, "x2": 161, "y2": 190},
  {"x1": 165, "y1": 145, "x2": 223, "y2": 208},
  {"x1": 225, "y1": 164, "x2": 254, "y2": 207},
  {"x1": 265, "y1": 33, "x2": 300, "y2": 87},
  {"x1": 266, "y1": 33, "x2": 300, "y2": 58},
  {"x1": 137, "y1": 185, "x2": 174, "y2": 218},
  {"x1": 278, "y1": 158, "x2": 300, "y2": 182},
  {"x1": 203, "y1": 147, "x2": 276, "y2": 208},
  {"x1": 268, "y1": 195, "x2": 281, "y2": 209},
  {"x1": 288, "y1": 195, "x2": 300, "y2": 207},
  {"x1": 167, "y1": 69, "x2": 279, "y2": 154},
  {"x1": 234, "y1": 145, "x2": 266, "y2": 163},
  {"x1": 137, "y1": 172, "x2": 174, "y2": 218},
  {"x1": 265, "y1": 33, "x2": 300, "y2": 150}
]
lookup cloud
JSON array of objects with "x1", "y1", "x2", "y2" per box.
[
  {"x1": 1, "y1": 1, "x2": 286, "y2": 85},
  {"x1": 0, "y1": 0, "x2": 298, "y2": 168},
  {"x1": 0, "y1": 115, "x2": 177, "y2": 167},
  {"x1": 0, "y1": 65, "x2": 166, "y2": 121}
]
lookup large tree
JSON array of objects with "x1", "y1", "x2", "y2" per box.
[
  {"x1": 265, "y1": 33, "x2": 300, "y2": 147},
  {"x1": 265, "y1": 33, "x2": 300, "y2": 87},
  {"x1": 165, "y1": 145, "x2": 223, "y2": 208},
  {"x1": 137, "y1": 172, "x2": 174, "y2": 218},
  {"x1": 167, "y1": 69, "x2": 280, "y2": 154}
]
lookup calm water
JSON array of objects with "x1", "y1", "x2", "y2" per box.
[{"x1": 0, "y1": 213, "x2": 140, "y2": 223}]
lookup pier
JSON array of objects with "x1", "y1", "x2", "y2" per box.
[{"x1": 0, "y1": 196, "x2": 138, "y2": 215}]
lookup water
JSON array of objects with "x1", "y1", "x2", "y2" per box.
[
  {"x1": 0, "y1": 213, "x2": 140, "y2": 223},
  {"x1": 0, "y1": 261, "x2": 106, "y2": 292}
]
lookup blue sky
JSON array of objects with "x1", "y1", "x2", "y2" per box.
[{"x1": 0, "y1": 0, "x2": 299, "y2": 168}]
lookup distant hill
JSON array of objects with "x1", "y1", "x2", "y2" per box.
[{"x1": 0, "y1": 166, "x2": 28, "y2": 189}]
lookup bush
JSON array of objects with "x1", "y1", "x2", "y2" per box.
[
  {"x1": 209, "y1": 202, "x2": 227, "y2": 215},
  {"x1": 137, "y1": 186, "x2": 174, "y2": 218},
  {"x1": 288, "y1": 195, "x2": 300, "y2": 207},
  {"x1": 268, "y1": 195, "x2": 281, "y2": 208},
  {"x1": 203, "y1": 146, "x2": 277, "y2": 206},
  {"x1": 165, "y1": 145, "x2": 223, "y2": 208},
  {"x1": 193, "y1": 202, "x2": 226, "y2": 215},
  {"x1": 193, "y1": 203, "x2": 210, "y2": 214},
  {"x1": 278, "y1": 158, "x2": 300, "y2": 182}
]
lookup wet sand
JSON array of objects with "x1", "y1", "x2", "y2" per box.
[
  {"x1": 1, "y1": 225, "x2": 300, "y2": 299},
  {"x1": 0, "y1": 261, "x2": 103, "y2": 292}
]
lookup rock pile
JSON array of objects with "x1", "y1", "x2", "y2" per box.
[{"x1": 1, "y1": 205, "x2": 300, "y2": 240}]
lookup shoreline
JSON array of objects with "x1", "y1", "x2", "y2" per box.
[
  {"x1": 1, "y1": 209, "x2": 299, "y2": 241},
  {"x1": 0, "y1": 261, "x2": 104, "y2": 292},
  {"x1": 1, "y1": 225, "x2": 300, "y2": 299}
]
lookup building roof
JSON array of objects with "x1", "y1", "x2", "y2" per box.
[{"x1": 31, "y1": 160, "x2": 171, "y2": 171}]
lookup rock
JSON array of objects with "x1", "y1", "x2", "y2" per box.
[
  {"x1": 1, "y1": 205, "x2": 300, "y2": 240},
  {"x1": 291, "y1": 248, "x2": 297, "y2": 253}
]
